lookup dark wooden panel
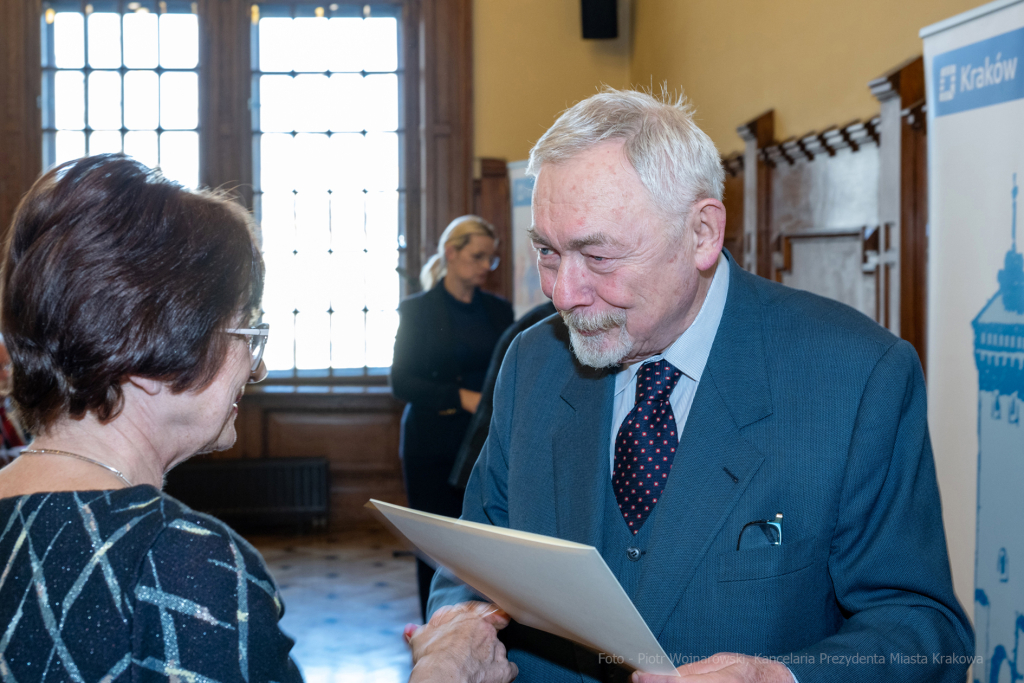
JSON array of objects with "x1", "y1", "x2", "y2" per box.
[
  {"x1": 737, "y1": 110, "x2": 773, "y2": 278},
  {"x1": 267, "y1": 411, "x2": 401, "y2": 472},
  {"x1": 418, "y1": 0, "x2": 474, "y2": 287},
  {"x1": 0, "y1": 0, "x2": 43, "y2": 239},
  {"x1": 475, "y1": 158, "x2": 512, "y2": 301},
  {"x1": 265, "y1": 410, "x2": 405, "y2": 527},
  {"x1": 197, "y1": 0, "x2": 252, "y2": 207},
  {"x1": 216, "y1": 389, "x2": 407, "y2": 528},
  {"x1": 870, "y1": 56, "x2": 928, "y2": 370},
  {"x1": 722, "y1": 155, "x2": 744, "y2": 262},
  {"x1": 901, "y1": 102, "x2": 928, "y2": 374}
]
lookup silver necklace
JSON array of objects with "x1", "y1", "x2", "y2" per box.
[{"x1": 21, "y1": 448, "x2": 133, "y2": 487}]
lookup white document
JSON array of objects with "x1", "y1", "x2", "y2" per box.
[{"x1": 368, "y1": 500, "x2": 680, "y2": 676}]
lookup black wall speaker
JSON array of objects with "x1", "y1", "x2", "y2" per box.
[{"x1": 582, "y1": 0, "x2": 618, "y2": 40}]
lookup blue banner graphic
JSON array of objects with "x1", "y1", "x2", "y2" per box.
[
  {"x1": 973, "y1": 175, "x2": 1024, "y2": 683},
  {"x1": 934, "y1": 26, "x2": 1024, "y2": 116}
]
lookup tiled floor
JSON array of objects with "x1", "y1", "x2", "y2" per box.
[{"x1": 251, "y1": 528, "x2": 420, "y2": 683}]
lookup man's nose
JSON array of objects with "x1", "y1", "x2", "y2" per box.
[{"x1": 551, "y1": 260, "x2": 592, "y2": 312}]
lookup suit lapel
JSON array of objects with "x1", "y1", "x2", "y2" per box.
[
  {"x1": 635, "y1": 259, "x2": 775, "y2": 636},
  {"x1": 552, "y1": 363, "x2": 616, "y2": 549}
]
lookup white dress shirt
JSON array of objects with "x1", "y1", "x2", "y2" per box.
[{"x1": 608, "y1": 253, "x2": 730, "y2": 472}]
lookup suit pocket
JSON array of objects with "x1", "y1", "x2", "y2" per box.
[{"x1": 717, "y1": 536, "x2": 817, "y2": 582}]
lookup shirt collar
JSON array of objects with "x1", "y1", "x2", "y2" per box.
[{"x1": 614, "y1": 252, "x2": 730, "y2": 396}]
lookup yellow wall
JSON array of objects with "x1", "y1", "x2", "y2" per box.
[
  {"x1": 474, "y1": 0, "x2": 987, "y2": 160},
  {"x1": 630, "y1": 0, "x2": 986, "y2": 155},
  {"x1": 473, "y1": 0, "x2": 631, "y2": 163}
]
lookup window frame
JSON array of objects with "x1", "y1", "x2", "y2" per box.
[
  {"x1": 250, "y1": 2, "x2": 407, "y2": 381},
  {"x1": 0, "y1": 0, "x2": 474, "y2": 389},
  {"x1": 40, "y1": 0, "x2": 203, "y2": 184}
]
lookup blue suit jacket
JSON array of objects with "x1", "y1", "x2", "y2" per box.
[{"x1": 429, "y1": 254, "x2": 974, "y2": 682}]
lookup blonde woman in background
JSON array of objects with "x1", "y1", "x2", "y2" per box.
[{"x1": 390, "y1": 215, "x2": 513, "y2": 620}]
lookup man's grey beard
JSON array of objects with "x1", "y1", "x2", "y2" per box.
[{"x1": 560, "y1": 309, "x2": 633, "y2": 368}]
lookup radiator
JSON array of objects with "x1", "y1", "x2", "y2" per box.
[{"x1": 164, "y1": 457, "x2": 330, "y2": 531}]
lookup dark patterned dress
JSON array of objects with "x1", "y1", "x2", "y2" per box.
[{"x1": 0, "y1": 486, "x2": 303, "y2": 682}]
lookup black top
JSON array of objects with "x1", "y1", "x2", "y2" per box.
[
  {"x1": 390, "y1": 283, "x2": 514, "y2": 418},
  {"x1": 0, "y1": 486, "x2": 302, "y2": 682},
  {"x1": 442, "y1": 287, "x2": 505, "y2": 393}
]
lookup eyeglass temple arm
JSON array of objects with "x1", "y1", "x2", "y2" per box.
[{"x1": 225, "y1": 328, "x2": 269, "y2": 336}]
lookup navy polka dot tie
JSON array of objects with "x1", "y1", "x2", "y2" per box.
[{"x1": 613, "y1": 359, "x2": 683, "y2": 534}]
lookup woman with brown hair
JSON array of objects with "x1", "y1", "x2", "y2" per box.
[{"x1": 0, "y1": 155, "x2": 516, "y2": 683}]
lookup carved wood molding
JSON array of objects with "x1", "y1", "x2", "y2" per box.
[
  {"x1": 759, "y1": 117, "x2": 881, "y2": 168},
  {"x1": 722, "y1": 152, "x2": 744, "y2": 178},
  {"x1": 869, "y1": 56, "x2": 925, "y2": 108},
  {"x1": 903, "y1": 100, "x2": 927, "y2": 132},
  {"x1": 737, "y1": 110, "x2": 775, "y2": 147}
]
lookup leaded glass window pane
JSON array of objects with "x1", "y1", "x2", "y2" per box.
[
  {"x1": 253, "y1": 3, "x2": 404, "y2": 374},
  {"x1": 41, "y1": 1, "x2": 200, "y2": 188}
]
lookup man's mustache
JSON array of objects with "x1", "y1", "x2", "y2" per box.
[{"x1": 560, "y1": 308, "x2": 627, "y2": 332}]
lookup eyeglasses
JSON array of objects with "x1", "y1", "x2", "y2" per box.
[
  {"x1": 225, "y1": 323, "x2": 270, "y2": 372},
  {"x1": 736, "y1": 512, "x2": 783, "y2": 550},
  {"x1": 469, "y1": 252, "x2": 500, "y2": 271}
]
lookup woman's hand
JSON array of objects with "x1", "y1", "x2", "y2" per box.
[
  {"x1": 406, "y1": 601, "x2": 517, "y2": 683},
  {"x1": 459, "y1": 389, "x2": 482, "y2": 414}
]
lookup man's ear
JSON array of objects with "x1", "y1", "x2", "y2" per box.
[
  {"x1": 691, "y1": 198, "x2": 726, "y2": 272},
  {"x1": 126, "y1": 376, "x2": 163, "y2": 396}
]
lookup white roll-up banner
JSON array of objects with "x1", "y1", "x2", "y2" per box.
[{"x1": 923, "y1": 2, "x2": 1024, "y2": 681}]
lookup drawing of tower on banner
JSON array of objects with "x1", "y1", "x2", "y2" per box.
[{"x1": 974, "y1": 174, "x2": 1024, "y2": 683}]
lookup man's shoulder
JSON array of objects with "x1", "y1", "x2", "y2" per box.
[
  {"x1": 504, "y1": 312, "x2": 580, "y2": 380},
  {"x1": 506, "y1": 312, "x2": 621, "y2": 395},
  {"x1": 517, "y1": 311, "x2": 570, "y2": 354}
]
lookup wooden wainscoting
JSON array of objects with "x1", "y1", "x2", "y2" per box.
[
  {"x1": 215, "y1": 387, "x2": 407, "y2": 530},
  {"x1": 722, "y1": 152, "x2": 745, "y2": 262},
  {"x1": 475, "y1": 157, "x2": 513, "y2": 302},
  {"x1": 0, "y1": 0, "x2": 42, "y2": 239}
]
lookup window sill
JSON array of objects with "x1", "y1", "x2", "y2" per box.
[
  {"x1": 260, "y1": 368, "x2": 391, "y2": 386},
  {"x1": 241, "y1": 381, "x2": 403, "y2": 411}
]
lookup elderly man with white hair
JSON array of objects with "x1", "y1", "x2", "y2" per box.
[{"x1": 416, "y1": 88, "x2": 973, "y2": 683}]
